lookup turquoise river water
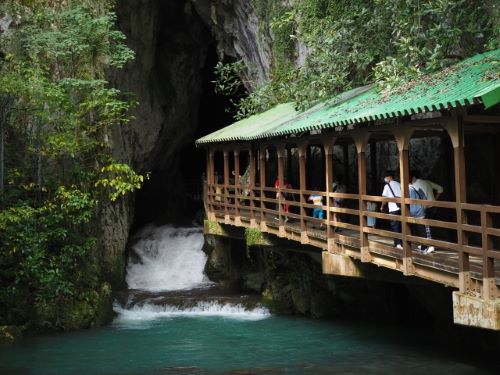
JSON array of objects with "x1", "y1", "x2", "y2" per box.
[
  {"x1": 1, "y1": 224, "x2": 497, "y2": 374},
  {"x1": 0, "y1": 312, "x2": 497, "y2": 374}
]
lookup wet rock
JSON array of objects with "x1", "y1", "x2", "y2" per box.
[
  {"x1": 0, "y1": 325, "x2": 24, "y2": 344},
  {"x1": 242, "y1": 271, "x2": 265, "y2": 293}
]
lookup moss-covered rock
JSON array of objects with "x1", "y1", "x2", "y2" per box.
[{"x1": 32, "y1": 282, "x2": 114, "y2": 332}]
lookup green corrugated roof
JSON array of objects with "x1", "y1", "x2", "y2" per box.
[{"x1": 196, "y1": 49, "x2": 500, "y2": 145}]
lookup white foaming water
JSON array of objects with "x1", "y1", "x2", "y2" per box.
[
  {"x1": 118, "y1": 223, "x2": 271, "y2": 322},
  {"x1": 126, "y1": 224, "x2": 212, "y2": 292},
  {"x1": 113, "y1": 301, "x2": 271, "y2": 324}
]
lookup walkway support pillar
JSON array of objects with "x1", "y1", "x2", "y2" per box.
[
  {"x1": 223, "y1": 150, "x2": 230, "y2": 224},
  {"x1": 445, "y1": 115, "x2": 472, "y2": 295},
  {"x1": 234, "y1": 149, "x2": 241, "y2": 225},
  {"x1": 210, "y1": 150, "x2": 218, "y2": 221},
  {"x1": 299, "y1": 144, "x2": 308, "y2": 244},
  {"x1": 205, "y1": 150, "x2": 212, "y2": 220},
  {"x1": 260, "y1": 147, "x2": 267, "y2": 231},
  {"x1": 354, "y1": 131, "x2": 370, "y2": 262},
  {"x1": 249, "y1": 149, "x2": 257, "y2": 228},
  {"x1": 324, "y1": 141, "x2": 335, "y2": 252},
  {"x1": 393, "y1": 126, "x2": 414, "y2": 276},
  {"x1": 277, "y1": 144, "x2": 286, "y2": 237}
]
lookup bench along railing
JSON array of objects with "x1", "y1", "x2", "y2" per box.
[{"x1": 204, "y1": 182, "x2": 499, "y2": 299}]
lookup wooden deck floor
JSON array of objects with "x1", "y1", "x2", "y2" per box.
[{"x1": 212, "y1": 209, "x2": 500, "y2": 287}]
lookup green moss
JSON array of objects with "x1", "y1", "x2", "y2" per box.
[
  {"x1": 244, "y1": 227, "x2": 265, "y2": 247},
  {"x1": 204, "y1": 219, "x2": 224, "y2": 236},
  {"x1": 32, "y1": 282, "x2": 114, "y2": 332}
]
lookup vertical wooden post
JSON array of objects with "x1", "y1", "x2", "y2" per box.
[
  {"x1": 204, "y1": 150, "x2": 210, "y2": 217},
  {"x1": 277, "y1": 144, "x2": 286, "y2": 237},
  {"x1": 354, "y1": 132, "x2": 370, "y2": 262},
  {"x1": 223, "y1": 150, "x2": 230, "y2": 224},
  {"x1": 234, "y1": 149, "x2": 241, "y2": 225},
  {"x1": 446, "y1": 116, "x2": 471, "y2": 294},
  {"x1": 393, "y1": 126, "x2": 414, "y2": 276},
  {"x1": 481, "y1": 210, "x2": 496, "y2": 299},
  {"x1": 249, "y1": 149, "x2": 257, "y2": 227},
  {"x1": 208, "y1": 150, "x2": 215, "y2": 220},
  {"x1": 324, "y1": 140, "x2": 335, "y2": 252},
  {"x1": 299, "y1": 144, "x2": 308, "y2": 244},
  {"x1": 260, "y1": 147, "x2": 267, "y2": 231},
  {"x1": 286, "y1": 146, "x2": 293, "y2": 185}
]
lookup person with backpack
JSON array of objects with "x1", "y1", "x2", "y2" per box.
[
  {"x1": 410, "y1": 170, "x2": 441, "y2": 253},
  {"x1": 409, "y1": 183, "x2": 433, "y2": 254},
  {"x1": 380, "y1": 170, "x2": 402, "y2": 249}
]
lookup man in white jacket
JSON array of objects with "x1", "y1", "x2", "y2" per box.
[{"x1": 380, "y1": 170, "x2": 402, "y2": 249}]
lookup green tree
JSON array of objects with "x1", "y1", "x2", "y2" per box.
[
  {"x1": 0, "y1": 1, "x2": 143, "y2": 331},
  {"x1": 225, "y1": 0, "x2": 499, "y2": 117}
]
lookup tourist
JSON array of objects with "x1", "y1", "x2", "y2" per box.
[
  {"x1": 214, "y1": 170, "x2": 221, "y2": 184},
  {"x1": 308, "y1": 190, "x2": 324, "y2": 228},
  {"x1": 332, "y1": 175, "x2": 346, "y2": 232},
  {"x1": 410, "y1": 170, "x2": 442, "y2": 253},
  {"x1": 409, "y1": 183, "x2": 430, "y2": 254},
  {"x1": 380, "y1": 170, "x2": 402, "y2": 249},
  {"x1": 274, "y1": 176, "x2": 291, "y2": 222}
]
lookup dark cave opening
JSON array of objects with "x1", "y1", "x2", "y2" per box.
[
  {"x1": 177, "y1": 47, "x2": 238, "y2": 215},
  {"x1": 130, "y1": 18, "x2": 237, "y2": 232}
]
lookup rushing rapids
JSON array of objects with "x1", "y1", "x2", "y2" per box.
[{"x1": 115, "y1": 224, "x2": 270, "y2": 321}]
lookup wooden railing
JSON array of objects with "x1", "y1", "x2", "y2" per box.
[{"x1": 204, "y1": 182, "x2": 499, "y2": 299}]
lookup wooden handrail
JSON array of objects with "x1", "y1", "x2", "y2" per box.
[
  {"x1": 203, "y1": 182, "x2": 500, "y2": 279},
  {"x1": 328, "y1": 192, "x2": 360, "y2": 200}
]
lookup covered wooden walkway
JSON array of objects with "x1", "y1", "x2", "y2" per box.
[{"x1": 198, "y1": 50, "x2": 500, "y2": 329}]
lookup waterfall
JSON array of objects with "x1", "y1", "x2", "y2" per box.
[
  {"x1": 115, "y1": 224, "x2": 270, "y2": 322},
  {"x1": 126, "y1": 224, "x2": 211, "y2": 292}
]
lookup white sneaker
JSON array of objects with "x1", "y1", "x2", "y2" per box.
[
  {"x1": 425, "y1": 246, "x2": 435, "y2": 254},
  {"x1": 417, "y1": 245, "x2": 427, "y2": 253},
  {"x1": 396, "y1": 244, "x2": 403, "y2": 250}
]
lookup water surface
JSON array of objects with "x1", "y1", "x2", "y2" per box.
[
  {"x1": 1, "y1": 223, "x2": 496, "y2": 374},
  {"x1": 0, "y1": 314, "x2": 496, "y2": 374}
]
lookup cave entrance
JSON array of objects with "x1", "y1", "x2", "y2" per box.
[{"x1": 131, "y1": 42, "x2": 239, "y2": 230}]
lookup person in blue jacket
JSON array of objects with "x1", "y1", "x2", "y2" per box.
[{"x1": 409, "y1": 184, "x2": 432, "y2": 254}]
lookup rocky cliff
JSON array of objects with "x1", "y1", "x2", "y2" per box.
[
  {"x1": 102, "y1": 0, "x2": 213, "y2": 286},
  {"x1": 191, "y1": 0, "x2": 273, "y2": 89},
  {"x1": 102, "y1": 0, "x2": 274, "y2": 287}
]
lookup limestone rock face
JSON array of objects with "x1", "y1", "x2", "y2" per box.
[
  {"x1": 190, "y1": 0, "x2": 273, "y2": 89},
  {"x1": 111, "y1": 0, "x2": 209, "y2": 173},
  {"x1": 101, "y1": 0, "x2": 211, "y2": 285}
]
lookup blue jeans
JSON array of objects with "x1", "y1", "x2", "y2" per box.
[{"x1": 313, "y1": 208, "x2": 324, "y2": 219}]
